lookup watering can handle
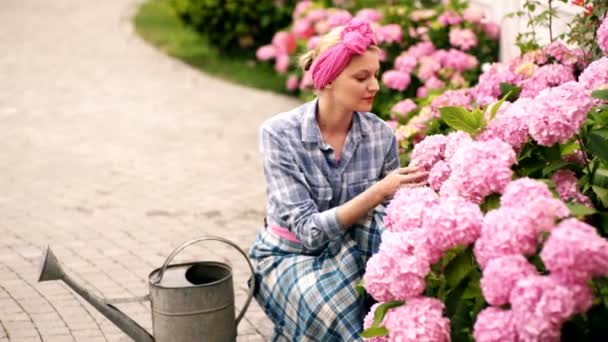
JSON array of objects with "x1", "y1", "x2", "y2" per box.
[{"x1": 152, "y1": 236, "x2": 256, "y2": 327}]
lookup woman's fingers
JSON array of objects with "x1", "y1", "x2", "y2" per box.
[
  {"x1": 396, "y1": 165, "x2": 423, "y2": 174},
  {"x1": 402, "y1": 180, "x2": 428, "y2": 189},
  {"x1": 399, "y1": 171, "x2": 429, "y2": 184}
]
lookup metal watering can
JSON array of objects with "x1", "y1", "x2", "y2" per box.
[{"x1": 37, "y1": 236, "x2": 256, "y2": 342}]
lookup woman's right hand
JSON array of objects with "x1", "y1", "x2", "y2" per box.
[{"x1": 373, "y1": 166, "x2": 429, "y2": 200}]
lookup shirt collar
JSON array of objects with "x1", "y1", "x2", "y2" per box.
[{"x1": 300, "y1": 98, "x2": 369, "y2": 144}]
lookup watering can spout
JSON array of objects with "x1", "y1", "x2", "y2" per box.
[{"x1": 38, "y1": 246, "x2": 155, "y2": 342}]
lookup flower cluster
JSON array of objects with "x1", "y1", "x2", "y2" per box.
[
  {"x1": 472, "y1": 189, "x2": 608, "y2": 341},
  {"x1": 366, "y1": 185, "x2": 483, "y2": 304},
  {"x1": 363, "y1": 298, "x2": 450, "y2": 342},
  {"x1": 598, "y1": 15, "x2": 608, "y2": 56}
]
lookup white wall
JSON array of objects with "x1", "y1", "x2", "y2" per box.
[{"x1": 464, "y1": 0, "x2": 583, "y2": 61}]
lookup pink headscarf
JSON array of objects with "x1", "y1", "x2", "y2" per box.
[{"x1": 310, "y1": 18, "x2": 378, "y2": 89}]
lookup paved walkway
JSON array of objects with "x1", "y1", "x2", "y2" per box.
[{"x1": 0, "y1": 0, "x2": 300, "y2": 340}]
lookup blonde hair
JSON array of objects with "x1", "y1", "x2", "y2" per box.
[{"x1": 298, "y1": 26, "x2": 379, "y2": 72}]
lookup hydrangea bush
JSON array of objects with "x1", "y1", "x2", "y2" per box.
[
  {"x1": 254, "y1": 0, "x2": 499, "y2": 118},
  {"x1": 360, "y1": 12, "x2": 608, "y2": 341}
]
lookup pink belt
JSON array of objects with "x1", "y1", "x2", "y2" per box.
[{"x1": 268, "y1": 224, "x2": 301, "y2": 243}]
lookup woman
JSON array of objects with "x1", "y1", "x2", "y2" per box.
[{"x1": 249, "y1": 19, "x2": 428, "y2": 341}]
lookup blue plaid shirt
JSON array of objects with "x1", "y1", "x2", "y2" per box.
[{"x1": 260, "y1": 98, "x2": 399, "y2": 251}]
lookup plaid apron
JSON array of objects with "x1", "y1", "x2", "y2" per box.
[{"x1": 249, "y1": 207, "x2": 386, "y2": 341}]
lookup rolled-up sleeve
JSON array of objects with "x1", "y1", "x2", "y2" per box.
[{"x1": 261, "y1": 128, "x2": 342, "y2": 251}]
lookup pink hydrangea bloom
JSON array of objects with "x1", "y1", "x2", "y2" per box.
[
  {"x1": 307, "y1": 35, "x2": 321, "y2": 50},
  {"x1": 256, "y1": 45, "x2": 276, "y2": 61},
  {"x1": 447, "y1": 138, "x2": 516, "y2": 203},
  {"x1": 473, "y1": 307, "x2": 517, "y2": 342},
  {"x1": 480, "y1": 255, "x2": 538, "y2": 306},
  {"x1": 551, "y1": 275, "x2": 594, "y2": 314},
  {"x1": 509, "y1": 275, "x2": 576, "y2": 342},
  {"x1": 363, "y1": 251, "x2": 396, "y2": 302},
  {"x1": 543, "y1": 41, "x2": 584, "y2": 67},
  {"x1": 500, "y1": 178, "x2": 569, "y2": 232},
  {"x1": 449, "y1": 28, "x2": 478, "y2": 51},
  {"x1": 598, "y1": 16, "x2": 608, "y2": 55},
  {"x1": 474, "y1": 207, "x2": 540, "y2": 269},
  {"x1": 390, "y1": 99, "x2": 417, "y2": 117},
  {"x1": 381, "y1": 298, "x2": 451, "y2": 342},
  {"x1": 364, "y1": 231, "x2": 431, "y2": 301},
  {"x1": 551, "y1": 169, "x2": 592, "y2": 206},
  {"x1": 579, "y1": 57, "x2": 608, "y2": 90},
  {"x1": 382, "y1": 70, "x2": 411, "y2": 91},
  {"x1": 477, "y1": 98, "x2": 530, "y2": 150},
  {"x1": 470, "y1": 63, "x2": 519, "y2": 106},
  {"x1": 440, "y1": 49, "x2": 478, "y2": 72},
  {"x1": 356, "y1": 8, "x2": 383, "y2": 22},
  {"x1": 463, "y1": 6, "x2": 484, "y2": 23},
  {"x1": 416, "y1": 86, "x2": 429, "y2": 98},
  {"x1": 482, "y1": 22, "x2": 501, "y2": 40},
  {"x1": 430, "y1": 89, "x2": 473, "y2": 117},
  {"x1": 425, "y1": 77, "x2": 446, "y2": 91},
  {"x1": 540, "y1": 218, "x2": 608, "y2": 283},
  {"x1": 293, "y1": 1, "x2": 312, "y2": 19},
  {"x1": 327, "y1": 10, "x2": 352, "y2": 29},
  {"x1": 444, "y1": 131, "x2": 472, "y2": 161},
  {"x1": 423, "y1": 196, "x2": 483, "y2": 262},
  {"x1": 429, "y1": 160, "x2": 451, "y2": 191},
  {"x1": 438, "y1": 10, "x2": 462, "y2": 26},
  {"x1": 384, "y1": 187, "x2": 439, "y2": 232},
  {"x1": 377, "y1": 24, "x2": 403, "y2": 44},
  {"x1": 409, "y1": 134, "x2": 448, "y2": 170},
  {"x1": 274, "y1": 54, "x2": 290, "y2": 74},
  {"x1": 306, "y1": 8, "x2": 327, "y2": 22},
  {"x1": 519, "y1": 64, "x2": 575, "y2": 98},
  {"x1": 500, "y1": 177, "x2": 554, "y2": 208},
  {"x1": 272, "y1": 31, "x2": 296, "y2": 55},
  {"x1": 528, "y1": 81, "x2": 594, "y2": 146},
  {"x1": 285, "y1": 75, "x2": 299, "y2": 91},
  {"x1": 394, "y1": 54, "x2": 417, "y2": 73},
  {"x1": 407, "y1": 41, "x2": 436, "y2": 58},
  {"x1": 293, "y1": 19, "x2": 314, "y2": 39},
  {"x1": 417, "y1": 56, "x2": 442, "y2": 81}
]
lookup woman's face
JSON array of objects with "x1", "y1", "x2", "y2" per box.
[{"x1": 328, "y1": 49, "x2": 380, "y2": 113}]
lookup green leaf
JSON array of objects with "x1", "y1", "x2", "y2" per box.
[
  {"x1": 372, "y1": 300, "x2": 404, "y2": 327},
  {"x1": 480, "y1": 193, "x2": 500, "y2": 213},
  {"x1": 566, "y1": 202, "x2": 597, "y2": 217},
  {"x1": 592, "y1": 168, "x2": 608, "y2": 188},
  {"x1": 560, "y1": 141, "x2": 580, "y2": 156},
  {"x1": 499, "y1": 83, "x2": 521, "y2": 101},
  {"x1": 445, "y1": 248, "x2": 474, "y2": 288},
  {"x1": 360, "y1": 326, "x2": 389, "y2": 338},
  {"x1": 439, "y1": 106, "x2": 484, "y2": 134},
  {"x1": 540, "y1": 144, "x2": 562, "y2": 161},
  {"x1": 592, "y1": 89, "x2": 608, "y2": 101},
  {"x1": 355, "y1": 278, "x2": 365, "y2": 297},
  {"x1": 489, "y1": 95, "x2": 508, "y2": 121},
  {"x1": 542, "y1": 161, "x2": 572, "y2": 177},
  {"x1": 585, "y1": 130, "x2": 608, "y2": 163},
  {"x1": 592, "y1": 186, "x2": 608, "y2": 208},
  {"x1": 462, "y1": 270, "x2": 482, "y2": 300}
]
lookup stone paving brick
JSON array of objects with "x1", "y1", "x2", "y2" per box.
[{"x1": 0, "y1": 0, "x2": 300, "y2": 339}]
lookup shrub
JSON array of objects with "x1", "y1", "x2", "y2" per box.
[{"x1": 170, "y1": 0, "x2": 297, "y2": 52}]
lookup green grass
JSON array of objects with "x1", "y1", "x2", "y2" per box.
[{"x1": 133, "y1": 0, "x2": 290, "y2": 94}]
